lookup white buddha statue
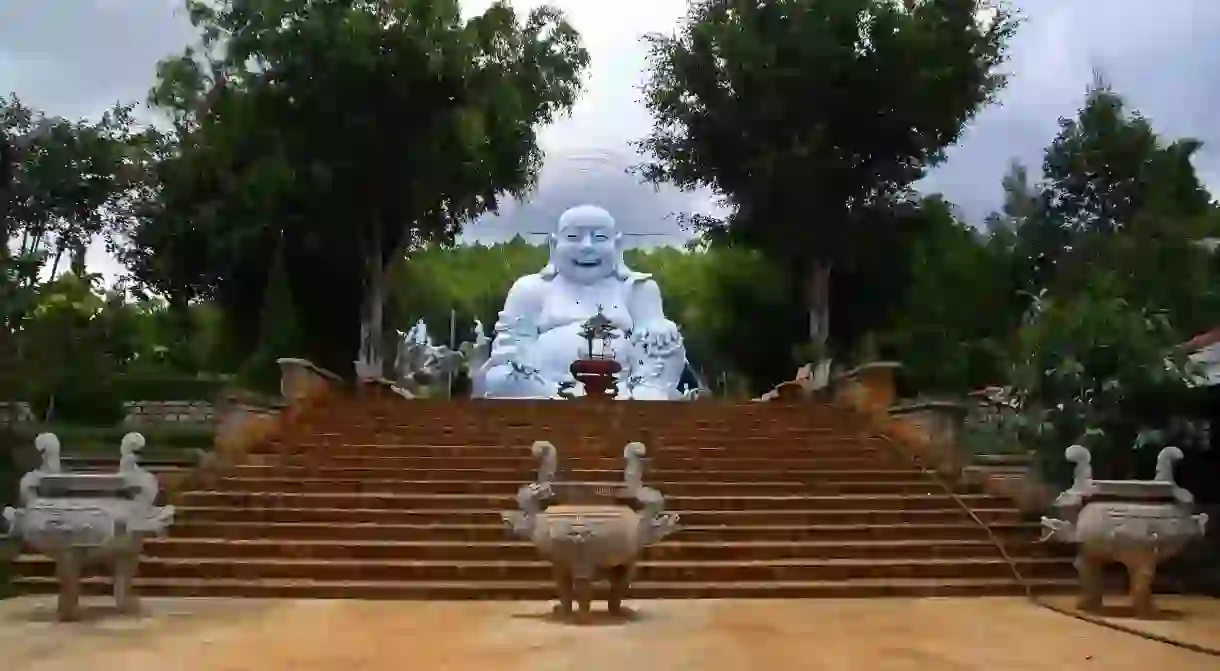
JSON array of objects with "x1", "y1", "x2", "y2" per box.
[{"x1": 479, "y1": 205, "x2": 687, "y2": 400}]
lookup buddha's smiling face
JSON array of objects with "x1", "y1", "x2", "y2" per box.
[{"x1": 551, "y1": 206, "x2": 620, "y2": 284}]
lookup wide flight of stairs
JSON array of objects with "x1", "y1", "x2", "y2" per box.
[{"x1": 10, "y1": 399, "x2": 1078, "y2": 599}]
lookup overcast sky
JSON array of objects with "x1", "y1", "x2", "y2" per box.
[{"x1": 2, "y1": 0, "x2": 1218, "y2": 282}]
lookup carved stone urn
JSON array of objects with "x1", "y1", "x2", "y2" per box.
[
  {"x1": 502, "y1": 440, "x2": 680, "y2": 619},
  {"x1": 2, "y1": 432, "x2": 176, "y2": 621},
  {"x1": 1040, "y1": 444, "x2": 1208, "y2": 616}
]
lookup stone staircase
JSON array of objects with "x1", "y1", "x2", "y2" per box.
[{"x1": 8, "y1": 398, "x2": 1077, "y2": 599}]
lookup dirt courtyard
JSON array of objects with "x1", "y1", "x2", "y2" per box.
[{"x1": 2, "y1": 595, "x2": 1218, "y2": 671}]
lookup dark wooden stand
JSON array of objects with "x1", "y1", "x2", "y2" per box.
[{"x1": 569, "y1": 358, "x2": 622, "y2": 400}]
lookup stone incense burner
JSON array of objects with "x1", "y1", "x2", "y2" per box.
[
  {"x1": 502, "y1": 440, "x2": 680, "y2": 619},
  {"x1": 1040, "y1": 444, "x2": 1208, "y2": 616},
  {"x1": 3, "y1": 432, "x2": 176, "y2": 621}
]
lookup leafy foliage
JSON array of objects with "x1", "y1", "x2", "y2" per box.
[
  {"x1": 1, "y1": 95, "x2": 143, "y2": 278},
  {"x1": 1009, "y1": 278, "x2": 1209, "y2": 482},
  {"x1": 126, "y1": 0, "x2": 590, "y2": 375},
  {"x1": 883, "y1": 197, "x2": 1019, "y2": 392},
  {"x1": 636, "y1": 0, "x2": 1018, "y2": 357}
]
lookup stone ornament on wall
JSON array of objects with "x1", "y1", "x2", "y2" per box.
[{"x1": 3, "y1": 432, "x2": 177, "y2": 621}]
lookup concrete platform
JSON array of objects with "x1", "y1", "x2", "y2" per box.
[{"x1": 2, "y1": 596, "x2": 1217, "y2": 671}]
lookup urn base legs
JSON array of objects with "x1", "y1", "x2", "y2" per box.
[
  {"x1": 1126, "y1": 555, "x2": 1158, "y2": 618},
  {"x1": 606, "y1": 564, "x2": 633, "y2": 615},
  {"x1": 51, "y1": 549, "x2": 145, "y2": 622},
  {"x1": 1074, "y1": 552, "x2": 1164, "y2": 617},
  {"x1": 54, "y1": 551, "x2": 82, "y2": 622},
  {"x1": 1075, "y1": 554, "x2": 1105, "y2": 612},
  {"x1": 552, "y1": 565, "x2": 575, "y2": 616},
  {"x1": 550, "y1": 563, "x2": 635, "y2": 620},
  {"x1": 113, "y1": 553, "x2": 141, "y2": 615}
]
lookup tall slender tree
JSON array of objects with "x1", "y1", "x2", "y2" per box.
[{"x1": 637, "y1": 0, "x2": 1017, "y2": 360}]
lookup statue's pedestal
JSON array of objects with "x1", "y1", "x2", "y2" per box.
[{"x1": 570, "y1": 359, "x2": 621, "y2": 401}]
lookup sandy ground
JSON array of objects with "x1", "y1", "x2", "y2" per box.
[{"x1": 2, "y1": 595, "x2": 1219, "y2": 671}]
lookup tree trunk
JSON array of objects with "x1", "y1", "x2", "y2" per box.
[
  {"x1": 69, "y1": 241, "x2": 87, "y2": 276},
  {"x1": 355, "y1": 223, "x2": 387, "y2": 381},
  {"x1": 807, "y1": 261, "x2": 831, "y2": 352},
  {"x1": 49, "y1": 247, "x2": 64, "y2": 279}
]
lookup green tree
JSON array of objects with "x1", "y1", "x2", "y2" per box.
[
  {"x1": 127, "y1": 0, "x2": 590, "y2": 376},
  {"x1": 883, "y1": 196, "x2": 1019, "y2": 393},
  {"x1": 1010, "y1": 276, "x2": 1209, "y2": 484},
  {"x1": 392, "y1": 236, "x2": 549, "y2": 344},
  {"x1": 1020, "y1": 78, "x2": 1220, "y2": 335},
  {"x1": 20, "y1": 273, "x2": 131, "y2": 424},
  {"x1": 1042, "y1": 73, "x2": 1211, "y2": 238},
  {"x1": 1, "y1": 95, "x2": 142, "y2": 279},
  {"x1": 637, "y1": 0, "x2": 1017, "y2": 366}
]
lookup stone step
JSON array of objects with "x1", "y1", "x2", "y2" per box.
[
  {"x1": 296, "y1": 425, "x2": 853, "y2": 436},
  {"x1": 12, "y1": 575, "x2": 1081, "y2": 600},
  {"x1": 211, "y1": 477, "x2": 969, "y2": 497},
  {"x1": 169, "y1": 520, "x2": 1041, "y2": 543},
  {"x1": 11, "y1": 555, "x2": 1074, "y2": 582},
  {"x1": 300, "y1": 418, "x2": 861, "y2": 432},
  {"x1": 268, "y1": 436, "x2": 882, "y2": 451},
  {"x1": 318, "y1": 400, "x2": 847, "y2": 417},
  {"x1": 175, "y1": 491, "x2": 1002, "y2": 511},
  {"x1": 131, "y1": 538, "x2": 1042, "y2": 562},
  {"x1": 173, "y1": 506, "x2": 1025, "y2": 526},
  {"x1": 246, "y1": 454, "x2": 905, "y2": 470},
  {"x1": 225, "y1": 465, "x2": 933, "y2": 483}
]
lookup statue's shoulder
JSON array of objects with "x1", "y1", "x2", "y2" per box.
[
  {"x1": 620, "y1": 267, "x2": 653, "y2": 285},
  {"x1": 507, "y1": 273, "x2": 549, "y2": 295}
]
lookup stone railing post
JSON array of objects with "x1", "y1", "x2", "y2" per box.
[
  {"x1": 886, "y1": 400, "x2": 971, "y2": 479},
  {"x1": 276, "y1": 358, "x2": 343, "y2": 425},
  {"x1": 832, "y1": 361, "x2": 901, "y2": 421}
]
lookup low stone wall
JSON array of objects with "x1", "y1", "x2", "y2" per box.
[
  {"x1": 0, "y1": 400, "x2": 215, "y2": 426},
  {"x1": 123, "y1": 400, "x2": 214, "y2": 425}
]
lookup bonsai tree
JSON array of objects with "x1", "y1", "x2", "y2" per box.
[{"x1": 577, "y1": 306, "x2": 618, "y2": 359}]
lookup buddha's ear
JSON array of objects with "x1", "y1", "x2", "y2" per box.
[{"x1": 614, "y1": 231, "x2": 625, "y2": 251}]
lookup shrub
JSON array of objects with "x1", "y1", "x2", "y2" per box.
[
  {"x1": 29, "y1": 383, "x2": 126, "y2": 426},
  {"x1": 1009, "y1": 277, "x2": 1210, "y2": 484},
  {"x1": 111, "y1": 374, "x2": 230, "y2": 402}
]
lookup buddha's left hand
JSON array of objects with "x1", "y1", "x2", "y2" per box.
[{"x1": 634, "y1": 320, "x2": 683, "y2": 357}]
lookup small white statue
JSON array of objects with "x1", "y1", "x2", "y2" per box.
[
  {"x1": 394, "y1": 318, "x2": 466, "y2": 396},
  {"x1": 461, "y1": 319, "x2": 493, "y2": 397},
  {"x1": 408, "y1": 318, "x2": 430, "y2": 346}
]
